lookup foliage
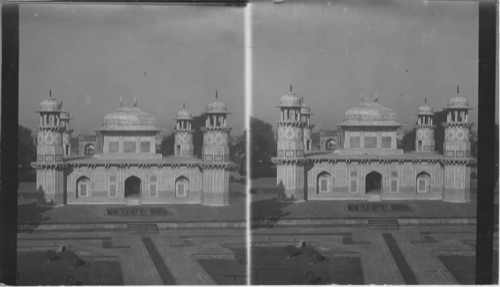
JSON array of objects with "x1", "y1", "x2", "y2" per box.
[
  {"x1": 159, "y1": 133, "x2": 175, "y2": 156},
  {"x1": 308, "y1": 248, "x2": 324, "y2": 264},
  {"x1": 70, "y1": 253, "x2": 85, "y2": 269},
  {"x1": 399, "y1": 129, "x2": 415, "y2": 152},
  {"x1": 285, "y1": 245, "x2": 298, "y2": 259},
  {"x1": 18, "y1": 125, "x2": 36, "y2": 167},
  {"x1": 304, "y1": 270, "x2": 316, "y2": 284},
  {"x1": 250, "y1": 117, "x2": 276, "y2": 163},
  {"x1": 46, "y1": 250, "x2": 60, "y2": 263}
]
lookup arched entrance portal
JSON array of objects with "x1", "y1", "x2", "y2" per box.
[
  {"x1": 365, "y1": 171, "x2": 382, "y2": 194},
  {"x1": 125, "y1": 176, "x2": 141, "y2": 198}
]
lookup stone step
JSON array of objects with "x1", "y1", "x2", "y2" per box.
[
  {"x1": 368, "y1": 218, "x2": 399, "y2": 230},
  {"x1": 368, "y1": 194, "x2": 382, "y2": 201},
  {"x1": 126, "y1": 198, "x2": 141, "y2": 206},
  {"x1": 128, "y1": 223, "x2": 159, "y2": 234}
]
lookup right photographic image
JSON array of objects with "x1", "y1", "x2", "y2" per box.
[{"x1": 249, "y1": 0, "x2": 496, "y2": 285}]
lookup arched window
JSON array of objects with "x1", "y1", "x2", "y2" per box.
[
  {"x1": 325, "y1": 139, "x2": 336, "y2": 151},
  {"x1": 84, "y1": 143, "x2": 95, "y2": 155},
  {"x1": 390, "y1": 171, "x2": 399, "y2": 193},
  {"x1": 317, "y1": 172, "x2": 331, "y2": 194},
  {"x1": 76, "y1": 176, "x2": 90, "y2": 198},
  {"x1": 416, "y1": 172, "x2": 431, "y2": 193},
  {"x1": 109, "y1": 175, "x2": 117, "y2": 197},
  {"x1": 175, "y1": 176, "x2": 189, "y2": 198},
  {"x1": 150, "y1": 175, "x2": 157, "y2": 197}
]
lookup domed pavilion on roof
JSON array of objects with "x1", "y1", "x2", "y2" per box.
[
  {"x1": 32, "y1": 94, "x2": 234, "y2": 206},
  {"x1": 272, "y1": 87, "x2": 475, "y2": 203}
]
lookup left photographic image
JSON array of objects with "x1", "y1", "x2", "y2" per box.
[{"x1": 16, "y1": 4, "x2": 246, "y2": 285}]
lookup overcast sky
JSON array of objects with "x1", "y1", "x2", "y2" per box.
[
  {"x1": 251, "y1": 0, "x2": 482, "y2": 132},
  {"x1": 18, "y1": 4, "x2": 244, "y2": 135}
]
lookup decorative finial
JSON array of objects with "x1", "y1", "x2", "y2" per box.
[
  {"x1": 119, "y1": 96, "x2": 123, "y2": 107},
  {"x1": 60, "y1": 100, "x2": 63, "y2": 108},
  {"x1": 215, "y1": 90, "x2": 218, "y2": 99},
  {"x1": 49, "y1": 89, "x2": 52, "y2": 98},
  {"x1": 375, "y1": 92, "x2": 378, "y2": 103},
  {"x1": 361, "y1": 90, "x2": 364, "y2": 102},
  {"x1": 290, "y1": 84, "x2": 292, "y2": 93},
  {"x1": 183, "y1": 103, "x2": 185, "y2": 109},
  {"x1": 424, "y1": 98, "x2": 427, "y2": 104},
  {"x1": 457, "y1": 85, "x2": 459, "y2": 94},
  {"x1": 133, "y1": 96, "x2": 137, "y2": 107}
]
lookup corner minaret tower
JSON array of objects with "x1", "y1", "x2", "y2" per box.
[
  {"x1": 441, "y1": 85, "x2": 474, "y2": 202},
  {"x1": 272, "y1": 85, "x2": 307, "y2": 201},
  {"x1": 200, "y1": 91, "x2": 232, "y2": 205},
  {"x1": 414, "y1": 98, "x2": 435, "y2": 152},
  {"x1": 32, "y1": 90, "x2": 66, "y2": 205},
  {"x1": 300, "y1": 98, "x2": 315, "y2": 153},
  {"x1": 59, "y1": 105, "x2": 73, "y2": 157},
  {"x1": 174, "y1": 104, "x2": 194, "y2": 156}
]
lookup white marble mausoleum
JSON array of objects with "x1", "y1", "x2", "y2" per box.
[{"x1": 32, "y1": 94, "x2": 233, "y2": 206}]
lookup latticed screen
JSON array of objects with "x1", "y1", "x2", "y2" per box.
[
  {"x1": 382, "y1": 136, "x2": 391, "y2": 148},
  {"x1": 391, "y1": 180, "x2": 398, "y2": 192},
  {"x1": 350, "y1": 136, "x2": 360, "y2": 148},
  {"x1": 80, "y1": 184, "x2": 87, "y2": 196},
  {"x1": 418, "y1": 179, "x2": 426, "y2": 192},
  {"x1": 150, "y1": 184, "x2": 157, "y2": 197},
  {"x1": 320, "y1": 178, "x2": 328, "y2": 192},
  {"x1": 109, "y1": 184, "x2": 116, "y2": 197},
  {"x1": 123, "y1": 141, "x2": 136, "y2": 153},
  {"x1": 350, "y1": 180, "x2": 357, "y2": 192},
  {"x1": 364, "y1": 136, "x2": 377, "y2": 148},
  {"x1": 109, "y1": 141, "x2": 119, "y2": 153},
  {"x1": 140, "y1": 141, "x2": 150, "y2": 153}
]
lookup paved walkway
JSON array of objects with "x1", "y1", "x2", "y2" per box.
[
  {"x1": 251, "y1": 225, "x2": 498, "y2": 284},
  {"x1": 17, "y1": 229, "x2": 246, "y2": 285}
]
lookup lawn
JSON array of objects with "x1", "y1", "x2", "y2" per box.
[
  {"x1": 198, "y1": 247, "x2": 247, "y2": 285},
  {"x1": 250, "y1": 246, "x2": 363, "y2": 285},
  {"x1": 17, "y1": 250, "x2": 124, "y2": 285},
  {"x1": 439, "y1": 252, "x2": 499, "y2": 284}
]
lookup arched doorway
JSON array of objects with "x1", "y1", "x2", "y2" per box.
[
  {"x1": 317, "y1": 172, "x2": 331, "y2": 194},
  {"x1": 175, "y1": 176, "x2": 189, "y2": 197},
  {"x1": 416, "y1": 172, "x2": 430, "y2": 193},
  {"x1": 76, "y1": 176, "x2": 90, "y2": 198},
  {"x1": 125, "y1": 176, "x2": 141, "y2": 198},
  {"x1": 365, "y1": 171, "x2": 382, "y2": 194}
]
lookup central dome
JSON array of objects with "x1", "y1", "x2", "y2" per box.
[
  {"x1": 339, "y1": 101, "x2": 401, "y2": 127},
  {"x1": 99, "y1": 106, "x2": 159, "y2": 131}
]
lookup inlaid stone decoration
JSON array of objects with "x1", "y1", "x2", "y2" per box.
[
  {"x1": 31, "y1": 93, "x2": 234, "y2": 206},
  {"x1": 272, "y1": 87, "x2": 475, "y2": 202}
]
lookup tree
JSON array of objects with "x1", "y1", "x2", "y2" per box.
[
  {"x1": 399, "y1": 129, "x2": 415, "y2": 152},
  {"x1": 250, "y1": 117, "x2": 276, "y2": 163},
  {"x1": 159, "y1": 133, "x2": 175, "y2": 156},
  {"x1": 18, "y1": 125, "x2": 36, "y2": 167}
]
